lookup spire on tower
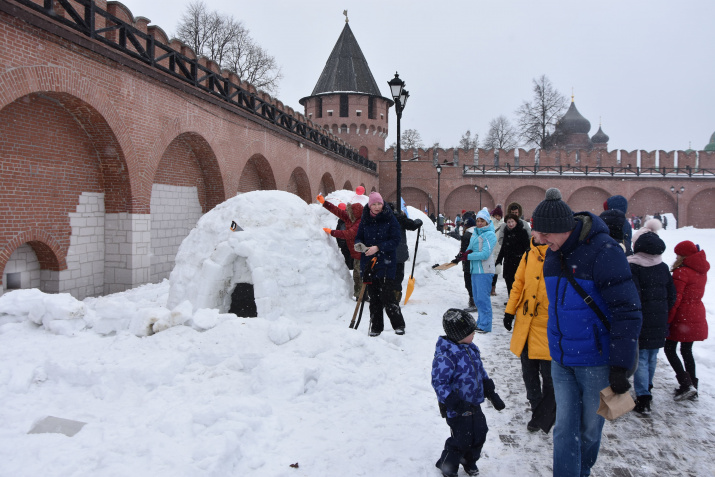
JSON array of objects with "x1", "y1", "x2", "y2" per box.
[{"x1": 343, "y1": 10, "x2": 348, "y2": 22}]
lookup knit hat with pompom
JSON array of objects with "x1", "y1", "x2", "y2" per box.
[
  {"x1": 442, "y1": 308, "x2": 477, "y2": 342},
  {"x1": 531, "y1": 188, "x2": 576, "y2": 233}
]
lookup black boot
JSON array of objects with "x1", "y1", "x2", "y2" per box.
[
  {"x1": 674, "y1": 373, "x2": 697, "y2": 401},
  {"x1": 634, "y1": 395, "x2": 652, "y2": 415}
]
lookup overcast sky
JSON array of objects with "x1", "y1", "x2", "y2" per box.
[{"x1": 118, "y1": 0, "x2": 715, "y2": 153}]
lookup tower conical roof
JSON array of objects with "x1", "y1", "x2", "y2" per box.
[{"x1": 306, "y1": 23, "x2": 383, "y2": 98}]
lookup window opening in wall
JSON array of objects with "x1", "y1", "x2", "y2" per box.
[
  {"x1": 340, "y1": 94, "x2": 349, "y2": 117},
  {"x1": 6, "y1": 272, "x2": 21, "y2": 290},
  {"x1": 356, "y1": 110, "x2": 362, "y2": 117},
  {"x1": 308, "y1": 113, "x2": 313, "y2": 119},
  {"x1": 368, "y1": 96, "x2": 375, "y2": 119},
  {"x1": 380, "y1": 114, "x2": 384, "y2": 120},
  {"x1": 229, "y1": 283, "x2": 258, "y2": 318},
  {"x1": 317, "y1": 97, "x2": 323, "y2": 118},
  {"x1": 327, "y1": 110, "x2": 333, "y2": 116}
]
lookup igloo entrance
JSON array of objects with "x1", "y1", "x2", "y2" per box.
[{"x1": 228, "y1": 283, "x2": 257, "y2": 317}]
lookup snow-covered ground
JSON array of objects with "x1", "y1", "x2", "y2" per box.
[{"x1": 0, "y1": 191, "x2": 713, "y2": 476}]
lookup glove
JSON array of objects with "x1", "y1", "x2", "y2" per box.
[
  {"x1": 609, "y1": 366, "x2": 631, "y2": 394},
  {"x1": 451, "y1": 258, "x2": 460, "y2": 264},
  {"x1": 503, "y1": 313, "x2": 515, "y2": 331},
  {"x1": 483, "y1": 378, "x2": 495, "y2": 397},
  {"x1": 414, "y1": 219, "x2": 423, "y2": 227},
  {"x1": 457, "y1": 250, "x2": 472, "y2": 261},
  {"x1": 489, "y1": 392, "x2": 506, "y2": 411},
  {"x1": 316, "y1": 194, "x2": 325, "y2": 204},
  {"x1": 322, "y1": 228, "x2": 332, "y2": 235}
]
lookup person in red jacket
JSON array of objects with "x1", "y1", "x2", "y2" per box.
[
  {"x1": 665, "y1": 240, "x2": 710, "y2": 401},
  {"x1": 318, "y1": 194, "x2": 364, "y2": 300}
]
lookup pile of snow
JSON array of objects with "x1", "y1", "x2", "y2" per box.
[{"x1": 0, "y1": 215, "x2": 713, "y2": 475}]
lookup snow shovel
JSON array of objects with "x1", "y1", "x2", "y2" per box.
[
  {"x1": 403, "y1": 225, "x2": 422, "y2": 305},
  {"x1": 350, "y1": 257, "x2": 377, "y2": 329}
]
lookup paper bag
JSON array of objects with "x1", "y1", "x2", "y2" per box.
[{"x1": 597, "y1": 386, "x2": 635, "y2": 420}]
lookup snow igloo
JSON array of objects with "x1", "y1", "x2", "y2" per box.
[{"x1": 167, "y1": 190, "x2": 352, "y2": 319}]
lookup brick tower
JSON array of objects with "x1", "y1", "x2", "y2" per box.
[{"x1": 299, "y1": 15, "x2": 393, "y2": 160}]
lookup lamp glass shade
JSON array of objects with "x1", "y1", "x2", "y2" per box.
[
  {"x1": 670, "y1": 186, "x2": 675, "y2": 192},
  {"x1": 400, "y1": 90, "x2": 409, "y2": 108},
  {"x1": 388, "y1": 73, "x2": 404, "y2": 100},
  {"x1": 436, "y1": 165, "x2": 442, "y2": 174}
]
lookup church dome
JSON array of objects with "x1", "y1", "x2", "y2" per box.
[
  {"x1": 591, "y1": 125, "x2": 609, "y2": 144},
  {"x1": 705, "y1": 131, "x2": 715, "y2": 151},
  {"x1": 558, "y1": 102, "x2": 591, "y2": 134}
]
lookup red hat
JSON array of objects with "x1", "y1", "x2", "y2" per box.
[
  {"x1": 674, "y1": 240, "x2": 699, "y2": 257},
  {"x1": 462, "y1": 209, "x2": 467, "y2": 214},
  {"x1": 603, "y1": 200, "x2": 609, "y2": 211},
  {"x1": 338, "y1": 203, "x2": 346, "y2": 211}
]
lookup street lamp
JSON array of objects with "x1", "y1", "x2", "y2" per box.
[
  {"x1": 436, "y1": 164, "x2": 442, "y2": 222},
  {"x1": 388, "y1": 72, "x2": 409, "y2": 207},
  {"x1": 670, "y1": 186, "x2": 685, "y2": 228},
  {"x1": 475, "y1": 185, "x2": 488, "y2": 209}
]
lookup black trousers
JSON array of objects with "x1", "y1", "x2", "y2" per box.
[
  {"x1": 520, "y1": 343, "x2": 555, "y2": 431},
  {"x1": 520, "y1": 343, "x2": 553, "y2": 411},
  {"x1": 436, "y1": 406, "x2": 488, "y2": 476},
  {"x1": 664, "y1": 339, "x2": 696, "y2": 382},
  {"x1": 463, "y1": 268, "x2": 473, "y2": 298},
  {"x1": 395, "y1": 262, "x2": 405, "y2": 292},
  {"x1": 368, "y1": 277, "x2": 405, "y2": 333}
]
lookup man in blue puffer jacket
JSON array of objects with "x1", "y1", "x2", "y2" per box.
[{"x1": 531, "y1": 188, "x2": 642, "y2": 477}]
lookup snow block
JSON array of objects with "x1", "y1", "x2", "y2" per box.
[{"x1": 28, "y1": 416, "x2": 87, "y2": 437}]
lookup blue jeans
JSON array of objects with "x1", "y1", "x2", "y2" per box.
[
  {"x1": 634, "y1": 348, "x2": 659, "y2": 396},
  {"x1": 551, "y1": 361, "x2": 609, "y2": 477},
  {"x1": 470, "y1": 274, "x2": 494, "y2": 332}
]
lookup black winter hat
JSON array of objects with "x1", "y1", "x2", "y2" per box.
[
  {"x1": 633, "y1": 231, "x2": 666, "y2": 255},
  {"x1": 442, "y1": 308, "x2": 477, "y2": 342},
  {"x1": 531, "y1": 188, "x2": 576, "y2": 233}
]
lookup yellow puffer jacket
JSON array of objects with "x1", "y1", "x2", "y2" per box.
[{"x1": 505, "y1": 238, "x2": 551, "y2": 360}]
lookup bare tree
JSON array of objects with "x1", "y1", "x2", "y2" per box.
[
  {"x1": 401, "y1": 129, "x2": 424, "y2": 149},
  {"x1": 515, "y1": 75, "x2": 568, "y2": 149},
  {"x1": 175, "y1": 1, "x2": 282, "y2": 95},
  {"x1": 458, "y1": 130, "x2": 479, "y2": 150},
  {"x1": 483, "y1": 116, "x2": 519, "y2": 150}
]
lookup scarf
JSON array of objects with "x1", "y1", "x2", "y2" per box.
[{"x1": 627, "y1": 252, "x2": 662, "y2": 268}]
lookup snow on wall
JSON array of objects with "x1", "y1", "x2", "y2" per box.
[{"x1": 166, "y1": 190, "x2": 352, "y2": 318}]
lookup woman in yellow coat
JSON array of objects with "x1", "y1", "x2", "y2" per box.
[{"x1": 503, "y1": 237, "x2": 555, "y2": 433}]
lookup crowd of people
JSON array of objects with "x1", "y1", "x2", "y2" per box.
[{"x1": 320, "y1": 187, "x2": 709, "y2": 477}]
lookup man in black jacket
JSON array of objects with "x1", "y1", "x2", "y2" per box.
[{"x1": 389, "y1": 203, "x2": 423, "y2": 302}]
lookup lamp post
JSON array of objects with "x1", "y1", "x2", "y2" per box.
[
  {"x1": 670, "y1": 186, "x2": 685, "y2": 228},
  {"x1": 436, "y1": 164, "x2": 442, "y2": 221},
  {"x1": 475, "y1": 185, "x2": 488, "y2": 209},
  {"x1": 388, "y1": 73, "x2": 409, "y2": 207}
]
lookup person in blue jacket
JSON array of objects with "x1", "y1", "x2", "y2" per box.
[
  {"x1": 432, "y1": 308, "x2": 505, "y2": 477},
  {"x1": 465, "y1": 208, "x2": 497, "y2": 333},
  {"x1": 602, "y1": 195, "x2": 633, "y2": 255},
  {"x1": 531, "y1": 188, "x2": 642, "y2": 477},
  {"x1": 354, "y1": 192, "x2": 405, "y2": 336}
]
